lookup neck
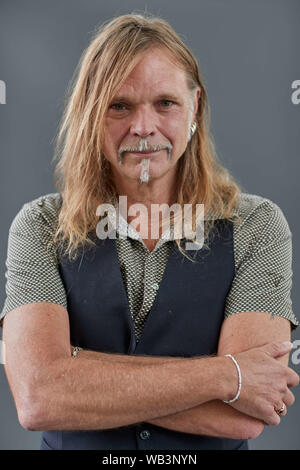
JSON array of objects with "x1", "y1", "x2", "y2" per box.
[
  {"x1": 113, "y1": 167, "x2": 178, "y2": 209},
  {"x1": 112, "y1": 167, "x2": 178, "y2": 243}
]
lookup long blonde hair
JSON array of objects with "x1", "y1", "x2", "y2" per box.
[{"x1": 52, "y1": 12, "x2": 243, "y2": 261}]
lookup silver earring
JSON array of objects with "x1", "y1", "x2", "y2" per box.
[
  {"x1": 188, "y1": 121, "x2": 197, "y2": 143},
  {"x1": 190, "y1": 122, "x2": 197, "y2": 136}
]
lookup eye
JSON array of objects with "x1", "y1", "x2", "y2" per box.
[
  {"x1": 159, "y1": 100, "x2": 174, "y2": 108},
  {"x1": 110, "y1": 103, "x2": 127, "y2": 111}
]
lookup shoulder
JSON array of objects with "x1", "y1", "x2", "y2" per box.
[
  {"x1": 7, "y1": 193, "x2": 62, "y2": 258},
  {"x1": 11, "y1": 192, "x2": 62, "y2": 225},
  {"x1": 1, "y1": 193, "x2": 67, "y2": 327},
  {"x1": 233, "y1": 192, "x2": 291, "y2": 237},
  {"x1": 232, "y1": 192, "x2": 292, "y2": 266},
  {"x1": 9, "y1": 192, "x2": 62, "y2": 237}
]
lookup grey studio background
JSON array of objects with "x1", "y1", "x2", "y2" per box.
[{"x1": 0, "y1": 0, "x2": 299, "y2": 450}]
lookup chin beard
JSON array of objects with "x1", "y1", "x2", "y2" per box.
[{"x1": 139, "y1": 158, "x2": 150, "y2": 183}]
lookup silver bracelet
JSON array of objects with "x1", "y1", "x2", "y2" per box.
[
  {"x1": 72, "y1": 346, "x2": 83, "y2": 358},
  {"x1": 223, "y1": 354, "x2": 242, "y2": 403}
]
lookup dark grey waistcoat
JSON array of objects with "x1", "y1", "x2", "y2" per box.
[{"x1": 40, "y1": 219, "x2": 248, "y2": 450}]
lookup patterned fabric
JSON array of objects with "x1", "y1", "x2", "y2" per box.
[
  {"x1": 116, "y1": 237, "x2": 174, "y2": 340},
  {"x1": 0, "y1": 192, "x2": 298, "y2": 339}
]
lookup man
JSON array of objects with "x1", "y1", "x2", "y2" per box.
[{"x1": 1, "y1": 13, "x2": 299, "y2": 450}]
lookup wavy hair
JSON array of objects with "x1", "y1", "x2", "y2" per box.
[{"x1": 52, "y1": 12, "x2": 243, "y2": 261}]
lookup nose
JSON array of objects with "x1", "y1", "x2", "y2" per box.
[{"x1": 130, "y1": 105, "x2": 156, "y2": 138}]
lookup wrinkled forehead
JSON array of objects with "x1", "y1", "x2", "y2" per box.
[{"x1": 112, "y1": 47, "x2": 191, "y2": 102}]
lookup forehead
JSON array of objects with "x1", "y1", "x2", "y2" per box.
[{"x1": 114, "y1": 48, "x2": 189, "y2": 99}]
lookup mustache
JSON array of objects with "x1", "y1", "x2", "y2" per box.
[{"x1": 118, "y1": 138, "x2": 173, "y2": 164}]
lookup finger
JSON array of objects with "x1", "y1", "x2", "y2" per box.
[
  {"x1": 282, "y1": 388, "x2": 295, "y2": 408},
  {"x1": 265, "y1": 414, "x2": 281, "y2": 426},
  {"x1": 262, "y1": 341, "x2": 293, "y2": 359},
  {"x1": 287, "y1": 368, "x2": 300, "y2": 388},
  {"x1": 263, "y1": 406, "x2": 281, "y2": 426}
]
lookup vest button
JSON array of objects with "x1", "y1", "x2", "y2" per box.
[
  {"x1": 151, "y1": 283, "x2": 159, "y2": 290},
  {"x1": 139, "y1": 429, "x2": 151, "y2": 440}
]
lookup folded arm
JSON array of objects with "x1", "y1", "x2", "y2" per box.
[
  {"x1": 2, "y1": 302, "x2": 236, "y2": 432},
  {"x1": 146, "y1": 312, "x2": 293, "y2": 438},
  {"x1": 76, "y1": 312, "x2": 292, "y2": 439},
  {"x1": 3, "y1": 304, "x2": 296, "y2": 436}
]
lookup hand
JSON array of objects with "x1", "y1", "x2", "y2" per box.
[{"x1": 226, "y1": 341, "x2": 299, "y2": 425}]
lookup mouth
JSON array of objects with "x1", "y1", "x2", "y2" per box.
[
  {"x1": 128, "y1": 150, "x2": 162, "y2": 157},
  {"x1": 118, "y1": 145, "x2": 172, "y2": 164}
]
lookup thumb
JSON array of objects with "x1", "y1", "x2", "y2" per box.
[{"x1": 261, "y1": 341, "x2": 293, "y2": 358}]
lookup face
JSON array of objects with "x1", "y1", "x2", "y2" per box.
[{"x1": 102, "y1": 47, "x2": 200, "y2": 186}]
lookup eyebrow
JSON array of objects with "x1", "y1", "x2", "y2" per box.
[{"x1": 111, "y1": 93, "x2": 181, "y2": 103}]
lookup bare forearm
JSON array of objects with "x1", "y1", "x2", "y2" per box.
[
  {"x1": 80, "y1": 349, "x2": 183, "y2": 364},
  {"x1": 147, "y1": 401, "x2": 264, "y2": 439},
  {"x1": 75, "y1": 350, "x2": 263, "y2": 439},
  {"x1": 24, "y1": 352, "x2": 230, "y2": 432}
]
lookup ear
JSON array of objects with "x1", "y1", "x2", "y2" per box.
[{"x1": 193, "y1": 87, "x2": 201, "y2": 120}]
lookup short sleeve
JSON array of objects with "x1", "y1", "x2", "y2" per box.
[
  {"x1": 224, "y1": 196, "x2": 299, "y2": 329},
  {"x1": 0, "y1": 196, "x2": 67, "y2": 328}
]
